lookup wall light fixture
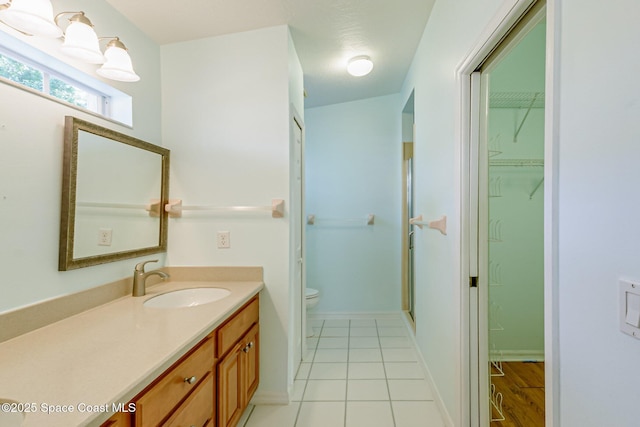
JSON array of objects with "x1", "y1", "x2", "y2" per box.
[
  {"x1": 0, "y1": 2, "x2": 140, "y2": 82},
  {"x1": 56, "y1": 12, "x2": 103, "y2": 63},
  {"x1": 97, "y1": 37, "x2": 140, "y2": 82},
  {"x1": 0, "y1": 0, "x2": 62, "y2": 38}
]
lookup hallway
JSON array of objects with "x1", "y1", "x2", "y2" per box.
[{"x1": 242, "y1": 316, "x2": 445, "y2": 426}]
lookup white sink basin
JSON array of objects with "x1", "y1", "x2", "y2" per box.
[
  {"x1": 0, "y1": 399, "x2": 24, "y2": 426},
  {"x1": 144, "y1": 288, "x2": 231, "y2": 308}
]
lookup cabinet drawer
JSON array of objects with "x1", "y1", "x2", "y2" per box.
[
  {"x1": 164, "y1": 373, "x2": 214, "y2": 427},
  {"x1": 217, "y1": 297, "x2": 259, "y2": 358},
  {"x1": 135, "y1": 337, "x2": 214, "y2": 427},
  {"x1": 101, "y1": 410, "x2": 131, "y2": 427}
]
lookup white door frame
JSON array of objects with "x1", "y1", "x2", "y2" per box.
[
  {"x1": 456, "y1": 0, "x2": 560, "y2": 425},
  {"x1": 289, "y1": 106, "x2": 305, "y2": 388}
]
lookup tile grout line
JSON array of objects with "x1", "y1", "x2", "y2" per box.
[
  {"x1": 247, "y1": 317, "x2": 433, "y2": 427},
  {"x1": 343, "y1": 319, "x2": 351, "y2": 427},
  {"x1": 377, "y1": 318, "x2": 399, "y2": 427},
  {"x1": 239, "y1": 403, "x2": 256, "y2": 427},
  {"x1": 293, "y1": 319, "x2": 323, "y2": 427}
]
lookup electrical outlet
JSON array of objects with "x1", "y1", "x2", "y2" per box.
[
  {"x1": 98, "y1": 228, "x2": 113, "y2": 246},
  {"x1": 217, "y1": 231, "x2": 230, "y2": 249}
]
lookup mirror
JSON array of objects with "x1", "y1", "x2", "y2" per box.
[{"x1": 59, "y1": 116, "x2": 170, "y2": 270}]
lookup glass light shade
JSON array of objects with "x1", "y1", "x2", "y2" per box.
[
  {"x1": 0, "y1": 0, "x2": 62, "y2": 38},
  {"x1": 97, "y1": 44, "x2": 140, "y2": 82},
  {"x1": 347, "y1": 55, "x2": 374, "y2": 77},
  {"x1": 60, "y1": 20, "x2": 104, "y2": 64}
]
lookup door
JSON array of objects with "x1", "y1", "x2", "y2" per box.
[
  {"x1": 470, "y1": 3, "x2": 546, "y2": 426},
  {"x1": 291, "y1": 114, "x2": 305, "y2": 373},
  {"x1": 217, "y1": 340, "x2": 243, "y2": 427},
  {"x1": 402, "y1": 92, "x2": 416, "y2": 325},
  {"x1": 243, "y1": 324, "x2": 260, "y2": 403},
  {"x1": 406, "y1": 145, "x2": 416, "y2": 321}
]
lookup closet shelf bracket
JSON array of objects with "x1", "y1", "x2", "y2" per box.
[
  {"x1": 529, "y1": 177, "x2": 544, "y2": 199},
  {"x1": 513, "y1": 92, "x2": 541, "y2": 142}
]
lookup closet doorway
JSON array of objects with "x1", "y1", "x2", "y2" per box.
[{"x1": 470, "y1": 2, "x2": 547, "y2": 425}]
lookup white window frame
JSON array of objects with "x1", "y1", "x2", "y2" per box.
[{"x1": 0, "y1": 30, "x2": 133, "y2": 127}]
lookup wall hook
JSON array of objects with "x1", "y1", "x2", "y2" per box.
[{"x1": 409, "y1": 215, "x2": 447, "y2": 235}]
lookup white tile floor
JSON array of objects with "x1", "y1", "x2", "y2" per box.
[{"x1": 242, "y1": 316, "x2": 446, "y2": 427}]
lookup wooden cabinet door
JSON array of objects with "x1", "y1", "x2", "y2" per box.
[
  {"x1": 243, "y1": 324, "x2": 259, "y2": 403},
  {"x1": 217, "y1": 340, "x2": 244, "y2": 427}
]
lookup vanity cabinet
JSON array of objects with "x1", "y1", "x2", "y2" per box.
[
  {"x1": 134, "y1": 335, "x2": 216, "y2": 427},
  {"x1": 101, "y1": 411, "x2": 131, "y2": 427},
  {"x1": 216, "y1": 297, "x2": 260, "y2": 427},
  {"x1": 100, "y1": 294, "x2": 259, "y2": 427}
]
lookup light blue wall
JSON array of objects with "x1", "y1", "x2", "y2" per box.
[
  {"x1": 305, "y1": 94, "x2": 402, "y2": 313},
  {"x1": 0, "y1": 0, "x2": 161, "y2": 313}
]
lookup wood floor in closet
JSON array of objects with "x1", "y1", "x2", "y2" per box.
[{"x1": 491, "y1": 361, "x2": 545, "y2": 426}]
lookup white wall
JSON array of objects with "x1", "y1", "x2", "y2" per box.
[
  {"x1": 399, "y1": 0, "x2": 505, "y2": 422},
  {"x1": 304, "y1": 94, "x2": 402, "y2": 313},
  {"x1": 161, "y1": 25, "x2": 300, "y2": 400},
  {"x1": 402, "y1": 0, "x2": 640, "y2": 424},
  {"x1": 0, "y1": 0, "x2": 161, "y2": 313},
  {"x1": 557, "y1": 0, "x2": 640, "y2": 425}
]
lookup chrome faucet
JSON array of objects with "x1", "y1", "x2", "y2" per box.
[{"x1": 132, "y1": 260, "x2": 169, "y2": 297}]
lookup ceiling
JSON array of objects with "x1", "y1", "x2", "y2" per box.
[{"x1": 104, "y1": 0, "x2": 435, "y2": 108}]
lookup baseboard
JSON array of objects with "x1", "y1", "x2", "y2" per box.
[
  {"x1": 490, "y1": 349, "x2": 545, "y2": 362},
  {"x1": 249, "y1": 390, "x2": 290, "y2": 405},
  {"x1": 309, "y1": 311, "x2": 404, "y2": 320},
  {"x1": 400, "y1": 316, "x2": 455, "y2": 427}
]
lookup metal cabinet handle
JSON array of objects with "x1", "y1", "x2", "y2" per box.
[{"x1": 184, "y1": 376, "x2": 197, "y2": 384}]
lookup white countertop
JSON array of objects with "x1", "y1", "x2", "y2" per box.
[{"x1": 0, "y1": 279, "x2": 263, "y2": 427}]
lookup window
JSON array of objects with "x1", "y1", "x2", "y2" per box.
[
  {"x1": 0, "y1": 50, "x2": 106, "y2": 113},
  {"x1": 0, "y1": 31, "x2": 132, "y2": 126}
]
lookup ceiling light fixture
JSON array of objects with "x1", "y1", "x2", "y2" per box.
[
  {"x1": 0, "y1": 0, "x2": 62, "y2": 38},
  {"x1": 347, "y1": 55, "x2": 373, "y2": 77}
]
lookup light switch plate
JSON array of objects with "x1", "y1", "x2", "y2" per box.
[{"x1": 620, "y1": 279, "x2": 640, "y2": 339}]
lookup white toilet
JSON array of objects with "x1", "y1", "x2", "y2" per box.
[{"x1": 305, "y1": 288, "x2": 320, "y2": 337}]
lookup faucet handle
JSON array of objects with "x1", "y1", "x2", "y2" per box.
[{"x1": 134, "y1": 259, "x2": 159, "y2": 272}]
